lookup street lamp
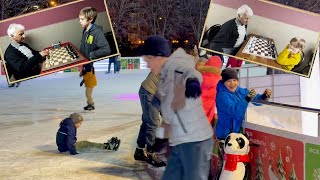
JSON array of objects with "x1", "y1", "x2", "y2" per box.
[{"x1": 49, "y1": 0, "x2": 58, "y2": 7}]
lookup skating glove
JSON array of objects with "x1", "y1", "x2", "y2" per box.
[
  {"x1": 245, "y1": 89, "x2": 256, "y2": 102},
  {"x1": 261, "y1": 89, "x2": 272, "y2": 100},
  {"x1": 185, "y1": 78, "x2": 201, "y2": 98}
]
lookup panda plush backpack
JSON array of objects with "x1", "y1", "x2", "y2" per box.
[{"x1": 219, "y1": 133, "x2": 252, "y2": 180}]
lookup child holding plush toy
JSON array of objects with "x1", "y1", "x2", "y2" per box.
[
  {"x1": 276, "y1": 37, "x2": 306, "y2": 71},
  {"x1": 214, "y1": 68, "x2": 272, "y2": 179}
]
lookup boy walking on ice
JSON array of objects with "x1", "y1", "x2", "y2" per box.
[{"x1": 79, "y1": 7, "x2": 111, "y2": 111}]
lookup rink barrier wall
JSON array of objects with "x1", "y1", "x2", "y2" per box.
[{"x1": 211, "y1": 101, "x2": 320, "y2": 179}]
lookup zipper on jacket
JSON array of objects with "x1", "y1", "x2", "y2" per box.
[{"x1": 175, "y1": 111, "x2": 188, "y2": 133}]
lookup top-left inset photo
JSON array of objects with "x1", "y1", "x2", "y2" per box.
[{"x1": 0, "y1": 0, "x2": 119, "y2": 85}]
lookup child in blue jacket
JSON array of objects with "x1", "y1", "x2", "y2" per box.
[
  {"x1": 56, "y1": 113, "x2": 84, "y2": 155},
  {"x1": 214, "y1": 68, "x2": 271, "y2": 179}
]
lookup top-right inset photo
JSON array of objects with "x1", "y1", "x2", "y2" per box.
[{"x1": 199, "y1": 0, "x2": 320, "y2": 78}]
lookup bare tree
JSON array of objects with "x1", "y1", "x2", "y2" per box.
[
  {"x1": 270, "y1": 0, "x2": 320, "y2": 14},
  {"x1": 0, "y1": 0, "x2": 76, "y2": 21},
  {"x1": 105, "y1": 0, "x2": 134, "y2": 45},
  {"x1": 179, "y1": 0, "x2": 210, "y2": 44}
]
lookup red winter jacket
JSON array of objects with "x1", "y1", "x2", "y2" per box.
[{"x1": 197, "y1": 56, "x2": 222, "y2": 124}]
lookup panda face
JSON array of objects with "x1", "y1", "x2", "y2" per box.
[{"x1": 224, "y1": 133, "x2": 250, "y2": 155}]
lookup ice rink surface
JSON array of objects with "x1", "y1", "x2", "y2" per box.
[
  {"x1": 0, "y1": 69, "x2": 303, "y2": 179},
  {"x1": 0, "y1": 70, "x2": 157, "y2": 180}
]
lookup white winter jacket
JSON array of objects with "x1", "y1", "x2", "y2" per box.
[{"x1": 158, "y1": 48, "x2": 213, "y2": 146}]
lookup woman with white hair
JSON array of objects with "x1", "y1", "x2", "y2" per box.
[
  {"x1": 4, "y1": 23, "x2": 49, "y2": 86},
  {"x1": 209, "y1": 4, "x2": 254, "y2": 62}
]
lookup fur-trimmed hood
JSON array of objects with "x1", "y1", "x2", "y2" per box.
[{"x1": 196, "y1": 56, "x2": 222, "y2": 75}]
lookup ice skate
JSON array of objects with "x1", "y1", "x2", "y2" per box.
[
  {"x1": 83, "y1": 104, "x2": 95, "y2": 111},
  {"x1": 104, "y1": 137, "x2": 121, "y2": 151},
  {"x1": 146, "y1": 152, "x2": 166, "y2": 168}
]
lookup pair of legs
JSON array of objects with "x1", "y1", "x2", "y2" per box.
[
  {"x1": 136, "y1": 86, "x2": 160, "y2": 152},
  {"x1": 135, "y1": 86, "x2": 166, "y2": 167},
  {"x1": 83, "y1": 71, "x2": 97, "y2": 110},
  {"x1": 107, "y1": 58, "x2": 120, "y2": 73},
  {"x1": 162, "y1": 138, "x2": 213, "y2": 180}
]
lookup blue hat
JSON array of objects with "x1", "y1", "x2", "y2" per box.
[{"x1": 139, "y1": 35, "x2": 171, "y2": 57}]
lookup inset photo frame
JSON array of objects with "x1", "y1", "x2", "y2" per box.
[
  {"x1": 199, "y1": 0, "x2": 320, "y2": 78},
  {"x1": 0, "y1": 0, "x2": 119, "y2": 85}
]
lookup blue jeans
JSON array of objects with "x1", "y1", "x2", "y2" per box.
[
  {"x1": 108, "y1": 57, "x2": 116, "y2": 73},
  {"x1": 115, "y1": 61, "x2": 120, "y2": 72},
  {"x1": 162, "y1": 138, "x2": 213, "y2": 180},
  {"x1": 136, "y1": 86, "x2": 160, "y2": 152}
]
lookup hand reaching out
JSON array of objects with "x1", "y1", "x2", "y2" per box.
[{"x1": 40, "y1": 49, "x2": 49, "y2": 57}]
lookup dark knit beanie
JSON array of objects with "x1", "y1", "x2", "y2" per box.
[
  {"x1": 139, "y1": 35, "x2": 171, "y2": 57},
  {"x1": 221, "y1": 68, "x2": 238, "y2": 83},
  {"x1": 70, "y1": 113, "x2": 83, "y2": 124}
]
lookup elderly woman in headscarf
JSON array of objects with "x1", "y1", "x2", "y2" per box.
[{"x1": 4, "y1": 23, "x2": 49, "y2": 87}]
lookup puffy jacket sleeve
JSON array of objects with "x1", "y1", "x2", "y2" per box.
[
  {"x1": 90, "y1": 30, "x2": 111, "y2": 59},
  {"x1": 216, "y1": 92, "x2": 249, "y2": 119},
  {"x1": 65, "y1": 127, "x2": 77, "y2": 155},
  {"x1": 276, "y1": 48, "x2": 301, "y2": 66}
]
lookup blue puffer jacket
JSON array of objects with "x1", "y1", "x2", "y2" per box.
[
  {"x1": 215, "y1": 81, "x2": 263, "y2": 140},
  {"x1": 56, "y1": 118, "x2": 78, "y2": 155}
]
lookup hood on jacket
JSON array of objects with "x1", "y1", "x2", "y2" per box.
[
  {"x1": 87, "y1": 24, "x2": 103, "y2": 33},
  {"x1": 196, "y1": 56, "x2": 222, "y2": 75},
  {"x1": 59, "y1": 118, "x2": 75, "y2": 127}
]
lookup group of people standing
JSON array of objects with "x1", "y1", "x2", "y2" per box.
[{"x1": 134, "y1": 34, "x2": 272, "y2": 180}]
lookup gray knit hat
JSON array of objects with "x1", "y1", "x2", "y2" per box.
[{"x1": 70, "y1": 113, "x2": 83, "y2": 124}]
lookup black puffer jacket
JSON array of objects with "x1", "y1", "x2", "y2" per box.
[{"x1": 4, "y1": 43, "x2": 43, "y2": 80}]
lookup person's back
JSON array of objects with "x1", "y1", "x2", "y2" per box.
[
  {"x1": 196, "y1": 56, "x2": 222, "y2": 125},
  {"x1": 159, "y1": 48, "x2": 213, "y2": 146}
]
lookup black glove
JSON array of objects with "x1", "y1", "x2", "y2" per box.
[
  {"x1": 261, "y1": 89, "x2": 271, "y2": 100},
  {"x1": 80, "y1": 79, "x2": 84, "y2": 87},
  {"x1": 245, "y1": 89, "x2": 256, "y2": 102},
  {"x1": 185, "y1": 78, "x2": 202, "y2": 98}
]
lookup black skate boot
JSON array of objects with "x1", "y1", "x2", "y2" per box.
[
  {"x1": 104, "y1": 137, "x2": 121, "y2": 151},
  {"x1": 146, "y1": 152, "x2": 166, "y2": 167},
  {"x1": 8, "y1": 83, "x2": 15, "y2": 88},
  {"x1": 84, "y1": 104, "x2": 95, "y2": 111},
  {"x1": 134, "y1": 148, "x2": 148, "y2": 162}
]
